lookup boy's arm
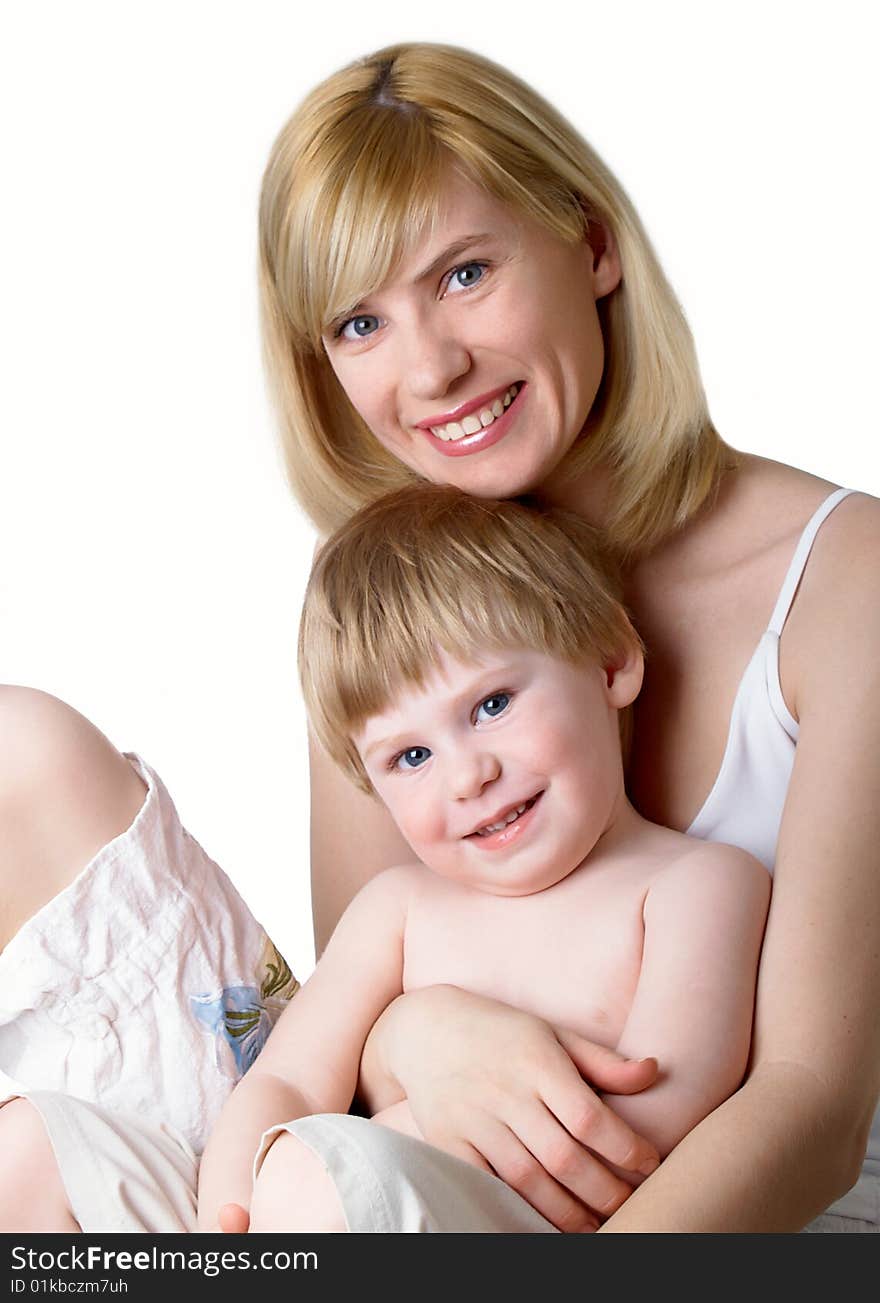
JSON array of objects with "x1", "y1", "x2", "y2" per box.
[
  {"x1": 601, "y1": 843, "x2": 770, "y2": 1159},
  {"x1": 196, "y1": 865, "x2": 413, "y2": 1230}
]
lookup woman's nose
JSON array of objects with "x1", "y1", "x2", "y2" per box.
[
  {"x1": 404, "y1": 325, "x2": 472, "y2": 401},
  {"x1": 449, "y1": 748, "x2": 501, "y2": 801}
]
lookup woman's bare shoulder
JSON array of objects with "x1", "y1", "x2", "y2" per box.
[
  {"x1": 788, "y1": 479, "x2": 880, "y2": 600},
  {"x1": 694, "y1": 453, "x2": 875, "y2": 593},
  {"x1": 781, "y1": 483, "x2": 880, "y2": 718},
  {"x1": 636, "y1": 453, "x2": 838, "y2": 584},
  {"x1": 721, "y1": 453, "x2": 843, "y2": 537},
  {"x1": 739, "y1": 453, "x2": 878, "y2": 568}
]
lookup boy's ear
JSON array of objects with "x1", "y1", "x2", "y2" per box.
[{"x1": 604, "y1": 641, "x2": 644, "y2": 709}]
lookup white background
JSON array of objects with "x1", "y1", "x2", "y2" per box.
[{"x1": 2, "y1": 1, "x2": 877, "y2": 977}]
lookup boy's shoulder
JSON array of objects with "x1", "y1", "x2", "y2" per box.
[
  {"x1": 332, "y1": 860, "x2": 430, "y2": 942},
  {"x1": 354, "y1": 860, "x2": 431, "y2": 904},
  {"x1": 655, "y1": 829, "x2": 767, "y2": 872},
  {"x1": 645, "y1": 834, "x2": 770, "y2": 916}
]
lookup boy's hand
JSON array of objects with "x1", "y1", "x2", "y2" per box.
[{"x1": 361, "y1": 986, "x2": 660, "y2": 1233}]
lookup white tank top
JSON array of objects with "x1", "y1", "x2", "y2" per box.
[
  {"x1": 685, "y1": 487, "x2": 879, "y2": 1222},
  {"x1": 686, "y1": 486, "x2": 854, "y2": 869}
]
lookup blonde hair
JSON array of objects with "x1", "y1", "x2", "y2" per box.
[
  {"x1": 260, "y1": 42, "x2": 725, "y2": 556},
  {"x1": 298, "y1": 484, "x2": 642, "y2": 793}
]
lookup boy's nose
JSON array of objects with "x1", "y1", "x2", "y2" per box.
[{"x1": 449, "y1": 748, "x2": 501, "y2": 801}]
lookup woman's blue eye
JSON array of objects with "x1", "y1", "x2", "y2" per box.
[
  {"x1": 339, "y1": 314, "x2": 380, "y2": 341},
  {"x1": 447, "y1": 262, "x2": 486, "y2": 293},
  {"x1": 394, "y1": 746, "x2": 432, "y2": 771},
  {"x1": 475, "y1": 693, "x2": 510, "y2": 722}
]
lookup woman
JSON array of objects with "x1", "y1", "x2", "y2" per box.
[
  {"x1": 2, "y1": 42, "x2": 878, "y2": 1233},
  {"x1": 258, "y1": 42, "x2": 880, "y2": 1233}
]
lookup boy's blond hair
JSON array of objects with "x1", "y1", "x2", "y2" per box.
[
  {"x1": 260, "y1": 42, "x2": 725, "y2": 556},
  {"x1": 299, "y1": 485, "x2": 642, "y2": 793}
]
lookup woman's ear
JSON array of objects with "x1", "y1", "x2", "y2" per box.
[
  {"x1": 586, "y1": 219, "x2": 621, "y2": 300},
  {"x1": 604, "y1": 640, "x2": 644, "y2": 709}
]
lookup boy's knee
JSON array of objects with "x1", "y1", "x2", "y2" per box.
[
  {"x1": 250, "y1": 1132, "x2": 346, "y2": 1232},
  {"x1": 0, "y1": 686, "x2": 146, "y2": 946}
]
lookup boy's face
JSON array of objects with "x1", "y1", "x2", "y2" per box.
[{"x1": 354, "y1": 647, "x2": 637, "y2": 897}]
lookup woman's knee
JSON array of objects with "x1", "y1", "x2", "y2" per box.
[
  {"x1": 0, "y1": 1098, "x2": 80, "y2": 1232},
  {"x1": 0, "y1": 686, "x2": 146, "y2": 947}
]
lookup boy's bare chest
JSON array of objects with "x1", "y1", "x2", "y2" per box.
[{"x1": 402, "y1": 871, "x2": 649, "y2": 1047}]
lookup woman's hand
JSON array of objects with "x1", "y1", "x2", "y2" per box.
[{"x1": 359, "y1": 986, "x2": 660, "y2": 1233}]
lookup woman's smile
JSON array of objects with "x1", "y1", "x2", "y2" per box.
[{"x1": 419, "y1": 382, "x2": 525, "y2": 458}]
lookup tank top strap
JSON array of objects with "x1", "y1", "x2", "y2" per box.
[{"x1": 767, "y1": 487, "x2": 856, "y2": 635}]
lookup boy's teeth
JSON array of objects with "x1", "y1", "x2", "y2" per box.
[
  {"x1": 476, "y1": 801, "x2": 529, "y2": 837},
  {"x1": 430, "y1": 384, "x2": 519, "y2": 442}
]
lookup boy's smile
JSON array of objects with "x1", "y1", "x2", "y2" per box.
[
  {"x1": 355, "y1": 647, "x2": 638, "y2": 897},
  {"x1": 465, "y1": 790, "x2": 544, "y2": 848}
]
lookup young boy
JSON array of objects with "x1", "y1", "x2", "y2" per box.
[{"x1": 197, "y1": 485, "x2": 770, "y2": 1234}]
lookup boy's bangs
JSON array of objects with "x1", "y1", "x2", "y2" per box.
[
  {"x1": 335, "y1": 571, "x2": 584, "y2": 737},
  {"x1": 298, "y1": 484, "x2": 641, "y2": 787},
  {"x1": 288, "y1": 113, "x2": 450, "y2": 346}
]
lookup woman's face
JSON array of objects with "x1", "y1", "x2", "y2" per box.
[{"x1": 321, "y1": 173, "x2": 621, "y2": 500}]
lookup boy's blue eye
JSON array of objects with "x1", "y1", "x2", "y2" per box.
[
  {"x1": 475, "y1": 692, "x2": 510, "y2": 722},
  {"x1": 394, "y1": 746, "x2": 432, "y2": 771},
  {"x1": 447, "y1": 262, "x2": 486, "y2": 292},
  {"x1": 338, "y1": 314, "x2": 380, "y2": 341}
]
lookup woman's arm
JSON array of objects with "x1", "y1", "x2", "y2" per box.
[
  {"x1": 309, "y1": 729, "x2": 411, "y2": 955},
  {"x1": 197, "y1": 866, "x2": 410, "y2": 1229},
  {"x1": 601, "y1": 499, "x2": 880, "y2": 1230}
]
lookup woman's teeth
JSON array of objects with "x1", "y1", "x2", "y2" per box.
[
  {"x1": 475, "y1": 798, "x2": 533, "y2": 837},
  {"x1": 430, "y1": 384, "x2": 520, "y2": 442}
]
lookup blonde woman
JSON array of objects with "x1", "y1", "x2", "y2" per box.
[{"x1": 2, "y1": 43, "x2": 878, "y2": 1233}]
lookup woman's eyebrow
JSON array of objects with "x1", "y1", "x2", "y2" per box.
[{"x1": 413, "y1": 234, "x2": 493, "y2": 285}]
